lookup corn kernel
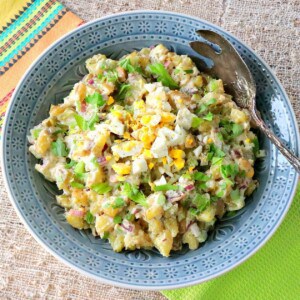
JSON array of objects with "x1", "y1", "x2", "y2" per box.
[
  {"x1": 170, "y1": 149, "x2": 185, "y2": 159},
  {"x1": 112, "y1": 163, "x2": 131, "y2": 175},
  {"x1": 207, "y1": 138, "x2": 213, "y2": 144},
  {"x1": 177, "y1": 98, "x2": 183, "y2": 104},
  {"x1": 189, "y1": 166, "x2": 195, "y2": 172},
  {"x1": 141, "y1": 115, "x2": 152, "y2": 125},
  {"x1": 245, "y1": 138, "x2": 251, "y2": 144},
  {"x1": 148, "y1": 162, "x2": 154, "y2": 169},
  {"x1": 161, "y1": 113, "x2": 176, "y2": 123},
  {"x1": 162, "y1": 157, "x2": 167, "y2": 165},
  {"x1": 107, "y1": 96, "x2": 114, "y2": 105},
  {"x1": 174, "y1": 158, "x2": 185, "y2": 170},
  {"x1": 123, "y1": 132, "x2": 131, "y2": 139},
  {"x1": 112, "y1": 111, "x2": 123, "y2": 119},
  {"x1": 143, "y1": 149, "x2": 153, "y2": 159},
  {"x1": 105, "y1": 155, "x2": 112, "y2": 161}
]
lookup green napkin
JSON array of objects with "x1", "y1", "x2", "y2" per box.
[{"x1": 162, "y1": 184, "x2": 300, "y2": 300}]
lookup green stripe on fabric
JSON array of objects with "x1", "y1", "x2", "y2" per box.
[
  {"x1": 0, "y1": 0, "x2": 46, "y2": 41},
  {"x1": 0, "y1": 3, "x2": 64, "y2": 65}
]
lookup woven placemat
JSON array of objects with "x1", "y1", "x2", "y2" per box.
[{"x1": 1, "y1": 0, "x2": 299, "y2": 298}]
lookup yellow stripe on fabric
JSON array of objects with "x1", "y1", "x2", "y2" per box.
[
  {"x1": 0, "y1": 1, "x2": 59, "y2": 50},
  {"x1": 0, "y1": 0, "x2": 31, "y2": 29}
]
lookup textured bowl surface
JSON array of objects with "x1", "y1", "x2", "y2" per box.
[{"x1": 1, "y1": 11, "x2": 299, "y2": 290}]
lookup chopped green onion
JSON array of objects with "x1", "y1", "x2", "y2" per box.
[
  {"x1": 193, "y1": 172, "x2": 210, "y2": 181},
  {"x1": 207, "y1": 98, "x2": 217, "y2": 105},
  {"x1": 123, "y1": 182, "x2": 147, "y2": 206},
  {"x1": 74, "y1": 161, "x2": 85, "y2": 175},
  {"x1": 191, "y1": 116, "x2": 203, "y2": 128},
  {"x1": 148, "y1": 63, "x2": 179, "y2": 89},
  {"x1": 220, "y1": 164, "x2": 239, "y2": 179},
  {"x1": 125, "y1": 213, "x2": 134, "y2": 222},
  {"x1": 65, "y1": 159, "x2": 76, "y2": 169},
  {"x1": 103, "y1": 232, "x2": 110, "y2": 239},
  {"x1": 113, "y1": 215, "x2": 122, "y2": 224},
  {"x1": 230, "y1": 189, "x2": 240, "y2": 201},
  {"x1": 70, "y1": 181, "x2": 84, "y2": 189},
  {"x1": 232, "y1": 123, "x2": 244, "y2": 137},
  {"x1": 32, "y1": 129, "x2": 42, "y2": 139},
  {"x1": 203, "y1": 112, "x2": 213, "y2": 121},
  {"x1": 119, "y1": 58, "x2": 142, "y2": 74},
  {"x1": 116, "y1": 83, "x2": 131, "y2": 101},
  {"x1": 74, "y1": 114, "x2": 88, "y2": 131},
  {"x1": 87, "y1": 113, "x2": 99, "y2": 130},
  {"x1": 157, "y1": 194, "x2": 166, "y2": 205},
  {"x1": 212, "y1": 157, "x2": 223, "y2": 165},
  {"x1": 112, "y1": 197, "x2": 125, "y2": 209},
  {"x1": 51, "y1": 138, "x2": 68, "y2": 157},
  {"x1": 85, "y1": 211, "x2": 95, "y2": 224},
  {"x1": 184, "y1": 69, "x2": 193, "y2": 74},
  {"x1": 192, "y1": 194, "x2": 210, "y2": 213},
  {"x1": 153, "y1": 184, "x2": 179, "y2": 192},
  {"x1": 91, "y1": 183, "x2": 112, "y2": 194}
]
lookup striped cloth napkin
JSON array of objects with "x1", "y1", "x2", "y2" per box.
[
  {"x1": 0, "y1": 2, "x2": 299, "y2": 299},
  {"x1": 0, "y1": 0, "x2": 82, "y2": 134}
]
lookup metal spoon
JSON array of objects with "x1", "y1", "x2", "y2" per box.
[{"x1": 190, "y1": 30, "x2": 300, "y2": 173}]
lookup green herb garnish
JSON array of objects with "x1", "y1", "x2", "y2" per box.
[
  {"x1": 91, "y1": 183, "x2": 112, "y2": 194},
  {"x1": 119, "y1": 58, "x2": 142, "y2": 74},
  {"x1": 148, "y1": 63, "x2": 179, "y2": 89},
  {"x1": 51, "y1": 138, "x2": 68, "y2": 157},
  {"x1": 153, "y1": 184, "x2": 179, "y2": 192},
  {"x1": 32, "y1": 128, "x2": 42, "y2": 139},
  {"x1": 112, "y1": 197, "x2": 125, "y2": 209},
  {"x1": 85, "y1": 211, "x2": 95, "y2": 224},
  {"x1": 70, "y1": 181, "x2": 84, "y2": 189},
  {"x1": 192, "y1": 194, "x2": 210, "y2": 213},
  {"x1": 65, "y1": 159, "x2": 76, "y2": 169},
  {"x1": 123, "y1": 182, "x2": 147, "y2": 206},
  {"x1": 191, "y1": 116, "x2": 203, "y2": 128},
  {"x1": 193, "y1": 172, "x2": 210, "y2": 181},
  {"x1": 203, "y1": 112, "x2": 213, "y2": 121},
  {"x1": 230, "y1": 189, "x2": 241, "y2": 201},
  {"x1": 113, "y1": 215, "x2": 122, "y2": 224},
  {"x1": 116, "y1": 83, "x2": 131, "y2": 101},
  {"x1": 86, "y1": 92, "x2": 105, "y2": 107}
]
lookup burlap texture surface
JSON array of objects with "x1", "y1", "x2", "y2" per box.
[{"x1": 0, "y1": 0, "x2": 299, "y2": 299}]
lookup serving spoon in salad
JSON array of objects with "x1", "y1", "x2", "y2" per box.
[{"x1": 190, "y1": 30, "x2": 300, "y2": 173}]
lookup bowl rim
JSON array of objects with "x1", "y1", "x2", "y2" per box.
[{"x1": 1, "y1": 10, "x2": 299, "y2": 291}]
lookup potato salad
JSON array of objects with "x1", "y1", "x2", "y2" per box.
[{"x1": 28, "y1": 44, "x2": 261, "y2": 257}]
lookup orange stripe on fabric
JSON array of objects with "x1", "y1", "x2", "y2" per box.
[{"x1": 0, "y1": 11, "x2": 82, "y2": 100}]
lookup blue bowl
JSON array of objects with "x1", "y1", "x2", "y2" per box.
[{"x1": 1, "y1": 11, "x2": 299, "y2": 290}]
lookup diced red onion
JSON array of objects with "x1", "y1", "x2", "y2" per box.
[
  {"x1": 132, "y1": 208, "x2": 141, "y2": 215},
  {"x1": 186, "y1": 221, "x2": 195, "y2": 231},
  {"x1": 166, "y1": 191, "x2": 185, "y2": 203},
  {"x1": 121, "y1": 223, "x2": 134, "y2": 232},
  {"x1": 69, "y1": 209, "x2": 85, "y2": 217},
  {"x1": 88, "y1": 79, "x2": 94, "y2": 84},
  {"x1": 149, "y1": 45, "x2": 155, "y2": 49},
  {"x1": 81, "y1": 102, "x2": 87, "y2": 113},
  {"x1": 185, "y1": 184, "x2": 195, "y2": 191},
  {"x1": 97, "y1": 156, "x2": 107, "y2": 166},
  {"x1": 232, "y1": 149, "x2": 242, "y2": 159},
  {"x1": 102, "y1": 144, "x2": 108, "y2": 152},
  {"x1": 164, "y1": 61, "x2": 170, "y2": 68},
  {"x1": 109, "y1": 174, "x2": 118, "y2": 183}
]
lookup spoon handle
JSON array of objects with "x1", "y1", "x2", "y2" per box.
[{"x1": 251, "y1": 109, "x2": 300, "y2": 173}]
